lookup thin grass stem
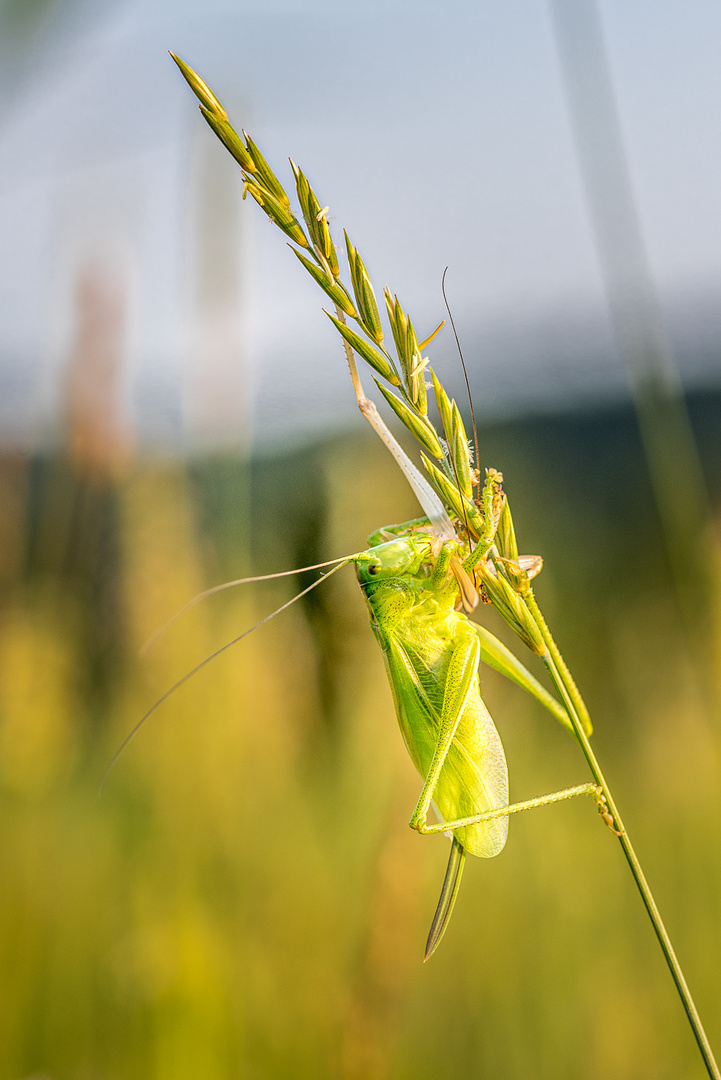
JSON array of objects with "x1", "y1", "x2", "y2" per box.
[{"x1": 526, "y1": 589, "x2": 720, "y2": 1080}]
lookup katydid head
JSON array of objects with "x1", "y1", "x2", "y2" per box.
[
  {"x1": 356, "y1": 534, "x2": 479, "y2": 616},
  {"x1": 355, "y1": 536, "x2": 432, "y2": 586}
]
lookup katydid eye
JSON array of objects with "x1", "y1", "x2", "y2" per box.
[{"x1": 367, "y1": 562, "x2": 381, "y2": 575}]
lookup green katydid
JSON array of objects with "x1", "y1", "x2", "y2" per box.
[{"x1": 352, "y1": 513, "x2": 602, "y2": 959}]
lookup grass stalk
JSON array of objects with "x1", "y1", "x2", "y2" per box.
[
  {"x1": 526, "y1": 589, "x2": 720, "y2": 1080},
  {"x1": 170, "y1": 54, "x2": 719, "y2": 1073}
]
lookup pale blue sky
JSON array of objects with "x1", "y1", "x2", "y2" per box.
[{"x1": 1, "y1": 0, "x2": 719, "y2": 448}]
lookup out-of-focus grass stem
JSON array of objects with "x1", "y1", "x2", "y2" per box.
[{"x1": 549, "y1": 0, "x2": 716, "y2": 667}]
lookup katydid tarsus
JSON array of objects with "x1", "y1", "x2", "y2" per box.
[{"x1": 107, "y1": 51, "x2": 721, "y2": 1075}]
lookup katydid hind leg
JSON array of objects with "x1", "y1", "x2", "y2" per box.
[
  {"x1": 417, "y1": 782, "x2": 602, "y2": 835},
  {"x1": 425, "y1": 837, "x2": 467, "y2": 961}
]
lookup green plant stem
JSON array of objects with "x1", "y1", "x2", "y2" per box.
[{"x1": 525, "y1": 589, "x2": 720, "y2": 1080}]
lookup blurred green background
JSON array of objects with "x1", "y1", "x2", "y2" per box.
[
  {"x1": 3, "y1": 0, "x2": 721, "y2": 1076},
  {"x1": 1, "y1": 390, "x2": 720, "y2": 1080}
]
